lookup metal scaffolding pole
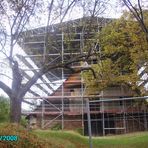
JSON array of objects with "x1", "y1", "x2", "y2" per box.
[
  {"x1": 61, "y1": 30, "x2": 64, "y2": 130},
  {"x1": 90, "y1": 96, "x2": 148, "y2": 103},
  {"x1": 102, "y1": 101, "x2": 105, "y2": 136},
  {"x1": 86, "y1": 99, "x2": 93, "y2": 148},
  {"x1": 123, "y1": 100, "x2": 126, "y2": 134},
  {"x1": 101, "y1": 90, "x2": 105, "y2": 136},
  {"x1": 41, "y1": 99, "x2": 45, "y2": 129},
  {"x1": 81, "y1": 81, "x2": 85, "y2": 135},
  {"x1": 43, "y1": 33, "x2": 46, "y2": 62},
  {"x1": 80, "y1": 30, "x2": 84, "y2": 135},
  {"x1": 144, "y1": 108, "x2": 147, "y2": 130}
]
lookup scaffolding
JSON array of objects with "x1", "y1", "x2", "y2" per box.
[
  {"x1": 89, "y1": 96, "x2": 148, "y2": 136},
  {"x1": 19, "y1": 17, "x2": 103, "y2": 129},
  {"x1": 18, "y1": 17, "x2": 148, "y2": 136}
]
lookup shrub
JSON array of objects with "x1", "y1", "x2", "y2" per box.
[
  {"x1": 0, "y1": 96, "x2": 9, "y2": 122},
  {"x1": 0, "y1": 123, "x2": 52, "y2": 148},
  {"x1": 76, "y1": 128, "x2": 84, "y2": 135},
  {"x1": 50, "y1": 123, "x2": 62, "y2": 130},
  {"x1": 20, "y1": 116, "x2": 28, "y2": 127}
]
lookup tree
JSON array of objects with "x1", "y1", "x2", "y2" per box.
[
  {"x1": 122, "y1": 0, "x2": 148, "y2": 41},
  {"x1": 83, "y1": 12, "x2": 148, "y2": 95},
  {"x1": 0, "y1": 0, "x2": 41, "y2": 123},
  {"x1": 121, "y1": 0, "x2": 148, "y2": 92},
  {"x1": 0, "y1": 0, "x2": 108, "y2": 123}
]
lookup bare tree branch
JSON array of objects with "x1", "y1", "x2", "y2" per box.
[
  {"x1": 0, "y1": 73, "x2": 13, "y2": 80},
  {"x1": 122, "y1": 0, "x2": 148, "y2": 41},
  {"x1": 19, "y1": 51, "x2": 95, "y2": 98},
  {"x1": 11, "y1": 0, "x2": 28, "y2": 31},
  {"x1": 60, "y1": 0, "x2": 76, "y2": 22},
  {"x1": 0, "y1": 81, "x2": 12, "y2": 97},
  {"x1": 12, "y1": 0, "x2": 37, "y2": 48}
]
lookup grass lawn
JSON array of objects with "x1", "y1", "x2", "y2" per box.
[
  {"x1": 33, "y1": 130, "x2": 148, "y2": 148},
  {"x1": 0, "y1": 123, "x2": 148, "y2": 148}
]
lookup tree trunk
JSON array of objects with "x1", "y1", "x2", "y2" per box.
[{"x1": 10, "y1": 97, "x2": 22, "y2": 123}]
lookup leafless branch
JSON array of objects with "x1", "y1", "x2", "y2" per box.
[
  {"x1": 12, "y1": 0, "x2": 37, "y2": 47},
  {"x1": 19, "y1": 51, "x2": 95, "y2": 98},
  {"x1": 0, "y1": 73, "x2": 13, "y2": 80},
  {"x1": 60, "y1": 0, "x2": 76, "y2": 23},
  {"x1": 0, "y1": 2, "x2": 11, "y2": 28},
  {"x1": 0, "y1": 81, "x2": 12, "y2": 97},
  {"x1": 122, "y1": 0, "x2": 148, "y2": 41}
]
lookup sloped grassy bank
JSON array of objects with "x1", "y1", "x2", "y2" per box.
[
  {"x1": 0, "y1": 123, "x2": 148, "y2": 148},
  {"x1": 34, "y1": 130, "x2": 148, "y2": 148}
]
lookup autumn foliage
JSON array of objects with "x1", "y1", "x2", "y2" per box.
[{"x1": 0, "y1": 124, "x2": 52, "y2": 148}]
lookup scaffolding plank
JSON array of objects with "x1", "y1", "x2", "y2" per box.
[
  {"x1": 17, "y1": 55, "x2": 54, "y2": 91},
  {"x1": 22, "y1": 100, "x2": 35, "y2": 105},
  {"x1": 23, "y1": 95, "x2": 101, "y2": 99},
  {"x1": 21, "y1": 70, "x2": 50, "y2": 95}
]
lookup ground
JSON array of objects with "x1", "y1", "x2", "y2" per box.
[
  {"x1": 0, "y1": 123, "x2": 148, "y2": 148},
  {"x1": 34, "y1": 130, "x2": 148, "y2": 148}
]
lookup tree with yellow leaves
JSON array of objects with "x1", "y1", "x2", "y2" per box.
[{"x1": 83, "y1": 11, "x2": 148, "y2": 95}]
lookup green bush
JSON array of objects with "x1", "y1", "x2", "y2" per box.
[
  {"x1": 76, "y1": 128, "x2": 84, "y2": 135},
  {"x1": 0, "y1": 96, "x2": 9, "y2": 122},
  {"x1": 0, "y1": 123, "x2": 52, "y2": 148},
  {"x1": 20, "y1": 116, "x2": 28, "y2": 127},
  {"x1": 50, "y1": 123, "x2": 62, "y2": 130}
]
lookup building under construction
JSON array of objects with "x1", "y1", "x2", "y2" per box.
[{"x1": 17, "y1": 17, "x2": 148, "y2": 136}]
